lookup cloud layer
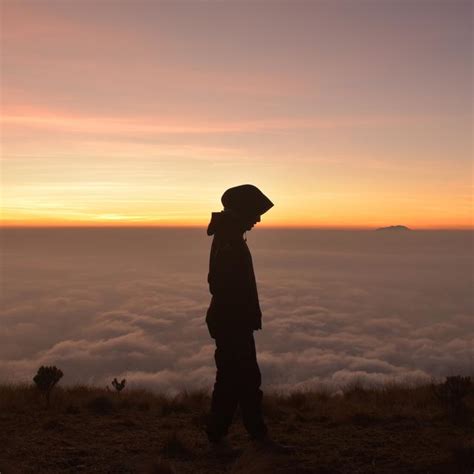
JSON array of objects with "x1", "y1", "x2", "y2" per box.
[{"x1": 1, "y1": 228, "x2": 472, "y2": 394}]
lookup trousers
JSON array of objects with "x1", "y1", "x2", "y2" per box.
[{"x1": 206, "y1": 329, "x2": 267, "y2": 442}]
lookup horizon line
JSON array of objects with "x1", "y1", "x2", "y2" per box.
[{"x1": 1, "y1": 224, "x2": 473, "y2": 231}]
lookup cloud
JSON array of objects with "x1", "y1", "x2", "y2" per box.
[
  {"x1": 2, "y1": 109, "x2": 425, "y2": 139},
  {"x1": 1, "y1": 229, "x2": 472, "y2": 393}
]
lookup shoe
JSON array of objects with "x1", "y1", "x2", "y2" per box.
[
  {"x1": 252, "y1": 435, "x2": 296, "y2": 455},
  {"x1": 209, "y1": 438, "x2": 242, "y2": 458}
]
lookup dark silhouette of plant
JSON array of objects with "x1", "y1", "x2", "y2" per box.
[
  {"x1": 111, "y1": 378, "x2": 126, "y2": 393},
  {"x1": 33, "y1": 365, "x2": 63, "y2": 408},
  {"x1": 432, "y1": 375, "x2": 472, "y2": 424}
]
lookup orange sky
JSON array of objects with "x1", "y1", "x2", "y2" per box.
[{"x1": 1, "y1": 1, "x2": 472, "y2": 229}]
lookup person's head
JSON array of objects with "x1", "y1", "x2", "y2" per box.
[{"x1": 221, "y1": 184, "x2": 273, "y2": 232}]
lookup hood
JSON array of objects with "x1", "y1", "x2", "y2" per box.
[
  {"x1": 221, "y1": 184, "x2": 274, "y2": 217},
  {"x1": 207, "y1": 209, "x2": 244, "y2": 236}
]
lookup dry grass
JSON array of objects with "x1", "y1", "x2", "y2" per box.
[{"x1": 0, "y1": 380, "x2": 472, "y2": 473}]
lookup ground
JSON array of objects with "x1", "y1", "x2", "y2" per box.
[{"x1": 0, "y1": 382, "x2": 472, "y2": 473}]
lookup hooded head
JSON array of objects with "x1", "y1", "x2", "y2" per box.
[
  {"x1": 221, "y1": 184, "x2": 274, "y2": 218},
  {"x1": 207, "y1": 184, "x2": 274, "y2": 237}
]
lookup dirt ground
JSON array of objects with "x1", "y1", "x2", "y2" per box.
[{"x1": 0, "y1": 384, "x2": 472, "y2": 473}]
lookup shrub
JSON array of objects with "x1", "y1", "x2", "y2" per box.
[
  {"x1": 33, "y1": 366, "x2": 63, "y2": 408},
  {"x1": 432, "y1": 375, "x2": 472, "y2": 424},
  {"x1": 111, "y1": 378, "x2": 126, "y2": 393}
]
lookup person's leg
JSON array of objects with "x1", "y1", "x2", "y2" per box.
[
  {"x1": 236, "y1": 332, "x2": 268, "y2": 440},
  {"x1": 206, "y1": 333, "x2": 239, "y2": 442}
]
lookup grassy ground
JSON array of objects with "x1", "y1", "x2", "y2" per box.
[{"x1": 0, "y1": 381, "x2": 473, "y2": 473}]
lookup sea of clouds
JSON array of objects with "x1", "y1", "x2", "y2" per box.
[{"x1": 1, "y1": 227, "x2": 472, "y2": 394}]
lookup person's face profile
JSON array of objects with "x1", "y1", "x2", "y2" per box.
[{"x1": 244, "y1": 214, "x2": 261, "y2": 231}]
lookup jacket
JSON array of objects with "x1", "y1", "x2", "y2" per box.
[{"x1": 205, "y1": 209, "x2": 262, "y2": 338}]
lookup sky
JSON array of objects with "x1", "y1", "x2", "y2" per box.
[
  {"x1": 2, "y1": 228, "x2": 472, "y2": 392},
  {"x1": 1, "y1": 0, "x2": 472, "y2": 228}
]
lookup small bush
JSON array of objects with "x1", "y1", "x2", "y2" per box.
[
  {"x1": 111, "y1": 378, "x2": 126, "y2": 393},
  {"x1": 432, "y1": 375, "x2": 472, "y2": 404},
  {"x1": 432, "y1": 375, "x2": 472, "y2": 424},
  {"x1": 33, "y1": 366, "x2": 63, "y2": 408}
]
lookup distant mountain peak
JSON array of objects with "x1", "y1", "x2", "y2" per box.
[{"x1": 375, "y1": 225, "x2": 411, "y2": 231}]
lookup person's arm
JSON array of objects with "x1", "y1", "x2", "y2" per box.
[{"x1": 208, "y1": 240, "x2": 252, "y2": 305}]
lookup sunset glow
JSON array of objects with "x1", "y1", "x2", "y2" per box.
[{"x1": 1, "y1": 1, "x2": 472, "y2": 229}]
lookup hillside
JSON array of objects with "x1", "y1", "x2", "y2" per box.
[
  {"x1": 0, "y1": 380, "x2": 473, "y2": 473},
  {"x1": 375, "y1": 225, "x2": 411, "y2": 231}
]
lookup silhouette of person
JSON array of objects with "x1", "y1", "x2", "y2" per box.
[{"x1": 205, "y1": 184, "x2": 283, "y2": 454}]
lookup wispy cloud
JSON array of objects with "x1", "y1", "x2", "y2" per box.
[{"x1": 2, "y1": 108, "x2": 432, "y2": 136}]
